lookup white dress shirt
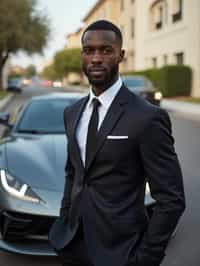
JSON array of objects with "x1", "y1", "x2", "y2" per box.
[{"x1": 76, "y1": 77, "x2": 122, "y2": 165}]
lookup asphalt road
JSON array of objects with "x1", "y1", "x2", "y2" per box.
[
  {"x1": 0, "y1": 86, "x2": 199, "y2": 266},
  {"x1": 162, "y1": 111, "x2": 200, "y2": 266}
]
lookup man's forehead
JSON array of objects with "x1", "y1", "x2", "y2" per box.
[{"x1": 83, "y1": 30, "x2": 117, "y2": 45}]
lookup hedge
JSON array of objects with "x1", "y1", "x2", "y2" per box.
[{"x1": 122, "y1": 65, "x2": 192, "y2": 97}]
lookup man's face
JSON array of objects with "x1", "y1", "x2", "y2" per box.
[{"x1": 81, "y1": 30, "x2": 124, "y2": 90}]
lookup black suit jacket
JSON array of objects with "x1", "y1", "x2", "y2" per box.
[{"x1": 49, "y1": 85, "x2": 185, "y2": 266}]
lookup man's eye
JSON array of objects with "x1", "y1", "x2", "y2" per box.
[
  {"x1": 102, "y1": 48, "x2": 113, "y2": 54},
  {"x1": 83, "y1": 48, "x2": 92, "y2": 54}
]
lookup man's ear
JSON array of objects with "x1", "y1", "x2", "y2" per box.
[{"x1": 119, "y1": 49, "x2": 125, "y2": 63}]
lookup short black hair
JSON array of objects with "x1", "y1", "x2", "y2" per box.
[{"x1": 81, "y1": 20, "x2": 123, "y2": 47}]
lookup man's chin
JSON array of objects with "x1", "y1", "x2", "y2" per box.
[{"x1": 88, "y1": 77, "x2": 107, "y2": 87}]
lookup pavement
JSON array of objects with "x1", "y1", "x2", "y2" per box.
[
  {"x1": 0, "y1": 93, "x2": 15, "y2": 112},
  {"x1": 162, "y1": 99, "x2": 200, "y2": 119}
]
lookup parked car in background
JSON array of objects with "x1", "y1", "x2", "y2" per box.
[
  {"x1": 52, "y1": 80, "x2": 62, "y2": 88},
  {"x1": 122, "y1": 75, "x2": 162, "y2": 106},
  {"x1": 7, "y1": 78, "x2": 22, "y2": 93},
  {"x1": 0, "y1": 92, "x2": 155, "y2": 256},
  {"x1": 22, "y1": 78, "x2": 31, "y2": 86}
]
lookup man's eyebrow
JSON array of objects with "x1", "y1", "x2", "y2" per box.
[{"x1": 83, "y1": 44, "x2": 113, "y2": 48}]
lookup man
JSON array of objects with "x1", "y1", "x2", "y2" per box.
[{"x1": 49, "y1": 20, "x2": 185, "y2": 266}]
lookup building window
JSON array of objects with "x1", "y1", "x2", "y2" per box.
[
  {"x1": 131, "y1": 18, "x2": 135, "y2": 38},
  {"x1": 120, "y1": 0, "x2": 124, "y2": 11},
  {"x1": 152, "y1": 57, "x2": 157, "y2": 68},
  {"x1": 156, "y1": 6, "x2": 163, "y2": 29},
  {"x1": 149, "y1": 1, "x2": 166, "y2": 31},
  {"x1": 175, "y1": 52, "x2": 184, "y2": 65},
  {"x1": 163, "y1": 54, "x2": 168, "y2": 65},
  {"x1": 172, "y1": 0, "x2": 182, "y2": 23}
]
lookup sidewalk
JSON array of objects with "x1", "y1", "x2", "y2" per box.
[
  {"x1": 0, "y1": 93, "x2": 15, "y2": 112},
  {"x1": 161, "y1": 99, "x2": 200, "y2": 118}
]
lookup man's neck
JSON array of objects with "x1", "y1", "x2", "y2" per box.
[{"x1": 92, "y1": 76, "x2": 119, "y2": 96}]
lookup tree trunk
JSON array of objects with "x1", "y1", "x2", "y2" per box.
[{"x1": 0, "y1": 52, "x2": 9, "y2": 90}]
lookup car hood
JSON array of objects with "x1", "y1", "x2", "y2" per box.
[
  {"x1": 128, "y1": 86, "x2": 153, "y2": 93},
  {"x1": 5, "y1": 134, "x2": 67, "y2": 191}
]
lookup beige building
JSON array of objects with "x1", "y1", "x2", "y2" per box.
[
  {"x1": 66, "y1": 0, "x2": 200, "y2": 97},
  {"x1": 135, "y1": 0, "x2": 200, "y2": 97},
  {"x1": 66, "y1": 27, "x2": 84, "y2": 49}
]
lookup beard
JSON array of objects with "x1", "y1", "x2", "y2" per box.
[{"x1": 82, "y1": 64, "x2": 119, "y2": 89}]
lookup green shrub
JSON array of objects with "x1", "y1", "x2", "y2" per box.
[
  {"x1": 159, "y1": 65, "x2": 192, "y2": 97},
  {"x1": 122, "y1": 65, "x2": 192, "y2": 97}
]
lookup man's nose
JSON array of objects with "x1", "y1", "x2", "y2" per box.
[{"x1": 91, "y1": 50, "x2": 103, "y2": 64}]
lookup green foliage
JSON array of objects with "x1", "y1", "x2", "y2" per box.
[
  {"x1": 40, "y1": 64, "x2": 58, "y2": 80},
  {"x1": 53, "y1": 48, "x2": 82, "y2": 78},
  {"x1": 0, "y1": 90, "x2": 10, "y2": 100},
  {"x1": 159, "y1": 65, "x2": 192, "y2": 97},
  {"x1": 123, "y1": 65, "x2": 192, "y2": 97},
  {"x1": 0, "y1": 0, "x2": 50, "y2": 54},
  {"x1": 0, "y1": 0, "x2": 50, "y2": 88},
  {"x1": 24, "y1": 64, "x2": 37, "y2": 78}
]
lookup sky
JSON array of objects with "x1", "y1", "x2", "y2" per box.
[{"x1": 11, "y1": 0, "x2": 97, "y2": 71}]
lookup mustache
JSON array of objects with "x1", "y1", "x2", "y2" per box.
[{"x1": 88, "y1": 66, "x2": 107, "y2": 72}]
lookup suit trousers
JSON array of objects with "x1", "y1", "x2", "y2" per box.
[{"x1": 56, "y1": 222, "x2": 93, "y2": 266}]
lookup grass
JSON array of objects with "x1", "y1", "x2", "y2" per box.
[{"x1": 0, "y1": 90, "x2": 11, "y2": 100}]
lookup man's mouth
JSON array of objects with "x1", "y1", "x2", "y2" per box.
[{"x1": 89, "y1": 68, "x2": 106, "y2": 75}]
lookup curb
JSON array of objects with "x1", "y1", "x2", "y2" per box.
[
  {"x1": 161, "y1": 99, "x2": 200, "y2": 118},
  {"x1": 0, "y1": 94, "x2": 15, "y2": 112}
]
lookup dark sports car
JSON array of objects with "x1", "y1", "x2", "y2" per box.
[
  {"x1": 0, "y1": 92, "x2": 155, "y2": 256},
  {"x1": 122, "y1": 75, "x2": 162, "y2": 106}
]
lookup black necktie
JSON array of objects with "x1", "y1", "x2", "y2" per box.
[{"x1": 85, "y1": 98, "x2": 101, "y2": 168}]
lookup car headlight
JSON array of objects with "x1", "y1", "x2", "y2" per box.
[
  {"x1": 0, "y1": 169, "x2": 40, "y2": 203},
  {"x1": 154, "y1": 92, "x2": 162, "y2": 100},
  {"x1": 145, "y1": 182, "x2": 150, "y2": 195}
]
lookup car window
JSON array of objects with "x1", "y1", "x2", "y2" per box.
[
  {"x1": 15, "y1": 98, "x2": 78, "y2": 134},
  {"x1": 123, "y1": 78, "x2": 145, "y2": 87}
]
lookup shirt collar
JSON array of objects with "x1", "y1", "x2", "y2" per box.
[{"x1": 88, "y1": 76, "x2": 122, "y2": 109}]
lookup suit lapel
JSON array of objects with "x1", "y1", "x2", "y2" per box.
[
  {"x1": 70, "y1": 95, "x2": 89, "y2": 172},
  {"x1": 85, "y1": 85, "x2": 129, "y2": 171}
]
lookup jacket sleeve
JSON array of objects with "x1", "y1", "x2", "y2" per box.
[
  {"x1": 59, "y1": 107, "x2": 75, "y2": 217},
  {"x1": 136, "y1": 108, "x2": 186, "y2": 266}
]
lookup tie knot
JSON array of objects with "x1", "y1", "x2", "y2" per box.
[{"x1": 92, "y1": 98, "x2": 101, "y2": 109}]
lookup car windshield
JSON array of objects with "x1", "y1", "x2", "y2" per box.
[
  {"x1": 123, "y1": 78, "x2": 145, "y2": 87},
  {"x1": 16, "y1": 98, "x2": 79, "y2": 134}
]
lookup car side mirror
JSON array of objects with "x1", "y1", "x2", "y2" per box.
[{"x1": 0, "y1": 112, "x2": 13, "y2": 128}]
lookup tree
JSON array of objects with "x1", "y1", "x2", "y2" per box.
[
  {"x1": 53, "y1": 48, "x2": 82, "y2": 79},
  {"x1": 0, "y1": 0, "x2": 50, "y2": 88},
  {"x1": 40, "y1": 64, "x2": 58, "y2": 80},
  {"x1": 24, "y1": 64, "x2": 37, "y2": 78}
]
